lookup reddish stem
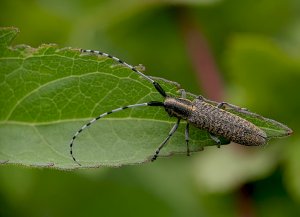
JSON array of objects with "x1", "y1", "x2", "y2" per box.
[
  {"x1": 237, "y1": 184, "x2": 256, "y2": 217},
  {"x1": 179, "y1": 12, "x2": 224, "y2": 101},
  {"x1": 178, "y1": 9, "x2": 256, "y2": 217}
]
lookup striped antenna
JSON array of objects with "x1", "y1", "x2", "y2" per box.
[
  {"x1": 70, "y1": 101, "x2": 164, "y2": 166},
  {"x1": 81, "y1": 49, "x2": 167, "y2": 97}
]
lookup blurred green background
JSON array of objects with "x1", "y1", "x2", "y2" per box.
[{"x1": 0, "y1": 0, "x2": 299, "y2": 216}]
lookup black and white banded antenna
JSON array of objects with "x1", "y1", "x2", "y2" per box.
[
  {"x1": 70, "y1": 49, "x2": 167, "y2": 166},
  {"x1": 80, "y1": 49, "x2": 167, "y2": 97}
]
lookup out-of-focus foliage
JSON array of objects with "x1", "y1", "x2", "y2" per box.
[{"x1": 0, "y1": 0, "x2": 299, "y2": 217}]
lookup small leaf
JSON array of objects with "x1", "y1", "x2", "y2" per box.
[{"x1": 0, "y1": 27, "x2": 292, "y2": 169}]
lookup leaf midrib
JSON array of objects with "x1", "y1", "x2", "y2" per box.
[{"x1": 5, "y1": 70, "x2": 154, "y2": 121}]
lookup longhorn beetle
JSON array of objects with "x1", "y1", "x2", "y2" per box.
[{"x1": 70, "y1": 49, "x2": 268, "y2": 166}]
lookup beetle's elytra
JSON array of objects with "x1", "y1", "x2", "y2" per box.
[
  {"x1": 69, "y1": 49, "x2": 291, "y2": 166},
  {"x1": 164, "y1": 96, "x2": 267, "y2": 146}
]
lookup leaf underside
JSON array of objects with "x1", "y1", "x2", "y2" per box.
[{"x1": 0, "y1": 27, "x2": 292, "y2": 169}]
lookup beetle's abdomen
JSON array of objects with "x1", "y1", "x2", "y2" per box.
[{"x1": 188, "y1": 100, "x2": 267, "y2": 146}]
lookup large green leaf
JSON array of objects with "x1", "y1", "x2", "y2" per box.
[{"x1": 0, "y1": 27, "x2": 292, "y2": 169}]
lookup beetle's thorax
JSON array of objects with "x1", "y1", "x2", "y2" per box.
[{"x1": 164, "y1": 96, "x2": 194, "y2": 119}]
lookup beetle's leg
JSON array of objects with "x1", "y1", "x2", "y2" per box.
[
  {"x1": 209, "y1": 133, "x2": 221, "y2": 148},
  {"x1": 217, "y1": 102, "x2": 248, "y2": 111},
  {"x1": 185, "y1": 123, "x2": 190, "y2": 156},
  {"x1": 151, "y1": 118, "x2": 181, "y2": 161}
]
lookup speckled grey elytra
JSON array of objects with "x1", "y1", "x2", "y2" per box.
[{"x1": 164, "y1": 96, "x2": 267, "y2": 147}]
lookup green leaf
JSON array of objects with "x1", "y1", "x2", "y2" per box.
[{"x1": 0, "y1": 27, "x2": 292, "y2": 169}]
